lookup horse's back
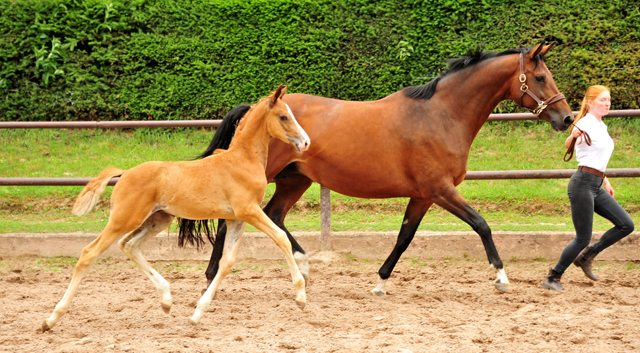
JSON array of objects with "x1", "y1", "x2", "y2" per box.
[{"x1": 271, "y1": 92, "x2": 452, "y2": 198}]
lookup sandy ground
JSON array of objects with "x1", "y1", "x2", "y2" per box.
[{"x1": 2, "y1": 254, "x2": 640, "y2": 353}]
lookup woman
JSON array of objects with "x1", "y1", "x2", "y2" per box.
[{"x1": 543, "y1": 85, "x2": 635, "y2": 291}]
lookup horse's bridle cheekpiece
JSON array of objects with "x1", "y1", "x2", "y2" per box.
[{"x1": 518, "y1": 53, "x2": 566, "y2": 116}]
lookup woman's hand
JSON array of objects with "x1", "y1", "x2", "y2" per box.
[
  {"x1": 603, "y1": 177, "x2": 615, "y2": 197},
  {"x1": 571, "y1": 128, "x2": 583, "y2": 139},
  {"x1": 565, "y1": 128, "x2": 584, "y2": 149}
]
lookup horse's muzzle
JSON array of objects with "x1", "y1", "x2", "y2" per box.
[{"x1": 293, "y1": 137, "x2": 310, "y2": 152}]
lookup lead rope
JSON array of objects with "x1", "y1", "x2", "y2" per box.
[{"x1": 563, "y1": 124, "x2": 592, "y2": 162}]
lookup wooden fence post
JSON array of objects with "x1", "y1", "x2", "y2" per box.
[{"x1": 320, "y1": 185, "x2": 331, "y2": 251}]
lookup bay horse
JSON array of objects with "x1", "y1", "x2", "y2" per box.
[
  {"x1": 42, "y1": 85, "x2": 311, "y2": 332},
  {"x1": 181, "y1": 44, "x2": 573, "y2": 295}
]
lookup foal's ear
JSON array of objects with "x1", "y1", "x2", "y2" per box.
[
  {"x1": 272, "y1": 84, "x2": 284, "y2": 104},
  {"x1": 280, "y1": 84, "x2": 288, "y2": 99}
]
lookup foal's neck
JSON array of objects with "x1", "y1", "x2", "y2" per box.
[{"x1": 226, "y1": 104, "x2": 272, "y2": 169}]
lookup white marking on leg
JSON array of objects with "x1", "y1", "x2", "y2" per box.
[
  {"x1": 495, "y1": 268, "x2": 509, "y2": 284},
  {"x1": 118, "y1": 213, "x2": 174, "y2": 312},
  {"x1": 191, "y1": 220, "x2": 246, "y2": 324},
  {"x1": 294, "y1": 251, "x2": 310, "y2": 283},
  {"x1": 371, "y1": 275, "x2": 387, "y2": 296},
  {"x1": 494, "y1": 268, "x2": 510, "y2": 292}
]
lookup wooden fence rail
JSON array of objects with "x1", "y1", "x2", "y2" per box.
[{"x1": 2, "y1": 110, "x2": 639, "y2": 248}]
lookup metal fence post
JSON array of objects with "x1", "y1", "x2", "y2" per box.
[{"x1": 320, "y1": 185, "x2": 331, "y2": 251}]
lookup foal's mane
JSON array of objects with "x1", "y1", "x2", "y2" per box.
[
  {"x1": 230, "y1": 95, "x2": 271, "y2": 136},
  {"x1": 403, "y1": 46, "x2": 543, "y2": 100}
]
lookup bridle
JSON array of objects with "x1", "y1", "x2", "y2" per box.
[
  {"x1": 516, "y1": 51, "x2": 586, "y2": 162},
  {"x1": 518, "y1": 52, "x2": 566, "y2": 116}
]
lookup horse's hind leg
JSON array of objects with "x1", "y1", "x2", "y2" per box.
[
  {"x1": 191, "y1": 219, "x2": 246, "y2": 325},
  {"x1": 434, "y1": 186, "x2": 509, "y2": 292},
  {"x1": 373, "y1": 198, "x2": 432, "y2": 296},
  {"x1": 118, "y1": 211, "x2": 174, "y2": 313},
  {"x1": 42, "y1": 223, "x2": 128, "y2": 332}
]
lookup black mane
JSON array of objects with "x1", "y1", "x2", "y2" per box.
[{"x1": 403, "y1": 47, "x2": 539, "y2": 100}]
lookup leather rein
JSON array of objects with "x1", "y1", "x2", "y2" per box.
[{"x1": 563, "y1": 123, "x2": 592, "y2": 162}]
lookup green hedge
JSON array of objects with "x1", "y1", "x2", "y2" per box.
[{"x1": 1, "y1": 0, "x2": 638, "y2": 121}]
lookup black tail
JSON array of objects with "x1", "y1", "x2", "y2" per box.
[{"x1": 177, "y1": 104, "x2": 252, "y2": 248}]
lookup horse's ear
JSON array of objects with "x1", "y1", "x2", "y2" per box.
[
  {"x1": 529, "y1": 43, "x2": 545, "y2": 59},
  {"x1": 280, "y1": 84, "x2": 288, "y2": 99},
  {"x1": 538, "y1": 43, "x2": 554, "y2": 56},
  {"x1": 272, "y1": 84, "x2": 284, "y2": 104}
]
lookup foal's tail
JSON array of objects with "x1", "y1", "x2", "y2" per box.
[
  {"x1": 177, "y1": 104, "x2": 251, "y2": 248},
  {"x1": 72, "y1": 167, "x2": 124, "y2": 216}
]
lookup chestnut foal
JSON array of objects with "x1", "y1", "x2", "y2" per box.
[{"x1": 42, "y1": 85, "x2": 310, "y2": 331}]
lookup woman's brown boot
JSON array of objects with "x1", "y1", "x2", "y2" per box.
[
  {"x1": 542, "y1": 268, "x2": 565, "y2": 291},
  {"x1": 573, "y1": 247, "x2": 599, "y2": 281}
]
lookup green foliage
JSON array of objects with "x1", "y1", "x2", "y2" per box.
[{"x1": 1, "y1": 0, "x2": 639, "y2": 121}]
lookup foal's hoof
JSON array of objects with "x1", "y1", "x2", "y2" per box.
[
  {"x1": 188, "y1": 317, "x2": 198, "y2": 326},
  {"x1": 41, "y1": 320, "x2": 51, "y2": 333},
  {"x1": 371, "y1": 288, "x2": 386, "y2": 297},
  {"x1": 161, "y1": 303, "x2": 171, "y2": 314},
  {"x1": 494, "y1": 281, "x2": 511, "y2": 292},
  {"x1": 296, "y1": 301, "x2": 306, "y2": 310}
]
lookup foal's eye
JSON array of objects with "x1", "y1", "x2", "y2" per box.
[
  {"x1": 535, "y1": 76, "x2": 545, "y2": 83},
  {"x1": 280, "y1": 115, "x2": 288, "y2": 121}
]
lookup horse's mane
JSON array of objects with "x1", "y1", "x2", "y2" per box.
[{"x1": 403, "y1": 46, "x2": 542, "y2": 100}]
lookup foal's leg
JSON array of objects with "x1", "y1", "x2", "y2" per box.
[
  {"x1": 203, "y1": 174, "x2": 313, "y2": 287},
  {"x1": 42, "y1": 222, "x2": 130, "y2": 331},
  {"x1": 434, "y1": 186, "x2": 509, "y2": 291},
  {"x1": 263, "y1": 174, "x2": 314, "y2": 280},
  {"x1": 243, "y1": 205, "x2": 306, "y2": 308},
  {"x1": 191, "y1": 219, "x2": 246, "y2": 324},
  {"x1": 118, "y1": 211, "x2": 175, "y2": 313},
  {"x1": 372, "y1": 198, "x2": 432, "y2": 296}
]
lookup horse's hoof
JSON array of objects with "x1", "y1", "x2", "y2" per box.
[
  {"x1": 295, "y1": 300, "x2": 306, "y2": 310},
  {"x1": 41, "y1": 320, "x2": 51, "y2": 333},
  {"x1": 188, "y1": 317, "x2": 198, "y2": 326},
  {"x1": 494, "y1": 282, "x2": 510, "y2": 292},
  {"x1": 371, "y1": 288, "x2": 386, "y2": 297},
  {"x1": 161, "y1": 303, "x2": 171, "y2": 314}
]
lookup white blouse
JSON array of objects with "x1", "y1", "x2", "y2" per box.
[{"x1": 574, "y1": 113, "x2": 614, "y2": 172}]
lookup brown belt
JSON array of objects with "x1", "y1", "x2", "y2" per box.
[{"x1": 578, "y1": 166, "x2": 606, "y2": 179}]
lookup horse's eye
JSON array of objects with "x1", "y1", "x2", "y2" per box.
[
  {"x1": 280, "y1": 115, "x2": 288, "y2": 121},
  {"x1": 535, "y1": 76, "x2": 545, "y2": 83}
]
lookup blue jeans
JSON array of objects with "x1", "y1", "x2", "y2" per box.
[{"x1": 553, "y1": 170, "x2": 635, "y2": 273}]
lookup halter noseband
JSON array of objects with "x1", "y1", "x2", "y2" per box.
[{"x1": 518, "y1": 53, "x2": 566, "y2": 116}]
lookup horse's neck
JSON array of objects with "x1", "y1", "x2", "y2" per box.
[
  {"x1": 438, "y1": 55, "x2": 517, "y2": 136},
  {"x1": 227, "y1": 111, "x2": 271, "y2": 169}
]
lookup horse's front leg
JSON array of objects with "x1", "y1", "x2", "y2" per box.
[
  {"x1": 242, "y1": 205, "x2": 306, "y2": 310},
  {"x1": 263, "y1": 173, "x2": 315, "y2": 282},
  {"x1": 435, "y1": 186, "x2": 509, "y2": 292},
  {"x1": 373, "y1": 198, "x2": 432, "y2": 296},
  {"x1": 190, "y1": 219, "x2": 246, "y2": 325}
]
